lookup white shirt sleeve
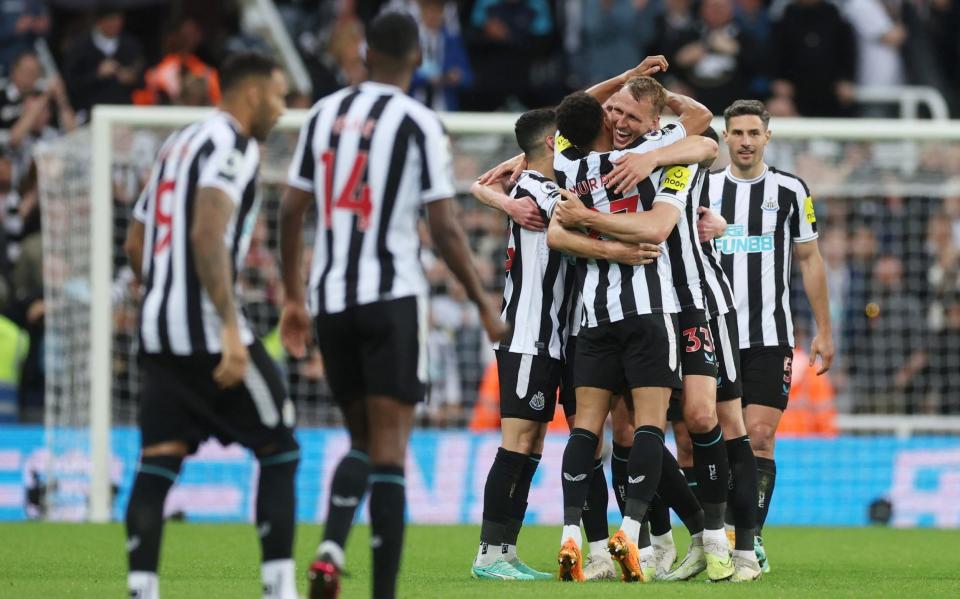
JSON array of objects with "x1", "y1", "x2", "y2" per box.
[
  {"x1": 419, "y1": 114, "x2": 456, "y2": 203},
  {"x1": 198, "y1": 135, "x2": 259, "y2": 206},
  {"x1": 287, "y1": 112, "x2": 317, "y2": 193}
]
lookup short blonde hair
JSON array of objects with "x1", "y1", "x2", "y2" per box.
[{"x1": 622, "y1": 76, "x2": 667, "y2": 115}]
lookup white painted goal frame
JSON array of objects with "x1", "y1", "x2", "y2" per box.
[{"x1": 79, "y1": 106, "x2": 960, "y2": 522}]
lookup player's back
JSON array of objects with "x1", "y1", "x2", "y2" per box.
[
  {"x1": 288, "y1": 82, "x2": 454, "y2": 316},
  {"x1": 135, "y1": 111, "x2": 261, "y2": 355}
]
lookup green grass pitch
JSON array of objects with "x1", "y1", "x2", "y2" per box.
[{"x1": 1, "y1": 523, "x2": 958, "y2": 598}]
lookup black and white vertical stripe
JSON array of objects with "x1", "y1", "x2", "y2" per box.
[
  {"x1": 287, "y1": 81, "x2": 456, "y2": 316},
  {"x1": 709, "y1": 165, "x2": 818, "y2": 348},
  {"x1": 495, "y1": 171, "x2": 567, "y2": 360},
  {"x1": 133, "y1": 112, "x2": 261, "y2": 355}
]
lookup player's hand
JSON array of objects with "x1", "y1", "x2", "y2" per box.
[
  {"x1": 809, "y1": 332, "x2": 835, "y2": 375},
  {"x1": 555, "y1": 189, "x2": 591, "y2": 228},
  {"x1": 608, "y1": 152, "x2": 657, "y2": 194},
  {"x1": 607, "y1": 241, "x2": 660, "y2": 266},
  {"x1": 696, "y1": 206, "x2": 727, "y2": 243},
  {"x1": 630, "y1": 55, "x2": 668, "y2": 78},
  {"x1": 279, "y1": 301, "x2": 311, "y2": 359},
  {"x1": 478, "y1": 154, "x2": 526, "y2": 186},
  {"x1": 214, "y1": 325, "x2": 249, "y2": 388},
  {"x1": 480, "y1": 304, "x2": 510, "y2": 343},
  {"x1": 504, "y1": 197, "x2": 545, "y2": 231}
]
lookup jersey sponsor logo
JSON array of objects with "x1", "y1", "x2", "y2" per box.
[
  {"x1": 662, "y1": 166, "x2": 691, "y2": 192},
  {"x1": 529, "y1": 391, "x2": 545, "y2": 411},
  {"x1": 804, "y1": 196, "x2": 817, "y2": 223},
  {"x1": 715, "y1": 224, "x2": 773, "y2": 254},
  {"x1": 555, "y1": 134, "x2": 572, "y2": 153},
  {"x1": 761, "y1": 194, "x2": 779, "y2": 212}
]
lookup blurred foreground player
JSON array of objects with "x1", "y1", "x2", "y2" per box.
[
  {"x1": 278, "y1": 12, "x2": 507, "y2": 599},
  {"x1": 123, "y1": 53, "x2": 295, "y2": 599}
]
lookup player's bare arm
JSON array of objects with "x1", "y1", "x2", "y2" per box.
[
  {"x1": 608, "y1": 135, "x2": 718, "y2": 193},
  {"x1": 477, "y1": 153, "x2": 526, "y2": 186},
  {"x1": 278, "y1": 186, "x2": 313, "y2": 359},
  {"x1": 546, "y1": 217, "x2": 659, "y2": 265},
  {"x1": 794, "y1": 239, "x2": 835, "y2": 375},
  {"x1": 584, "y1": 55, "x2": 669, "y2": 104},
  {"x1": 555, "y1": 189, "x2": 680, "y2": 245},
  {"x1": 665, "y1": 91, "x2": 712, "y2": 140},
  {"x1": 124, "y1": 219, "x2": 145, "y2": 282},
  {"x1": 192, "y1": 186, "x2": 248, "y2": 387},
  {"x1": 426, "y1": 198, "x2": 509, "y2": 343},
  {"x1": 469, "y1": 180, "x2": 545, "y2": 231}
]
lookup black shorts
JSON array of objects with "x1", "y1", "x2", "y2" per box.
[
  {"x1": 559, "y1": 336, "x2": 577, "y2": 419},
  {"x1": 139, "y1": 340, "x2": 296, "y2": 453},
  {"x1": 575, "y1": 313, "x2": 682, "y2": 392},
  {"x1": 314, "y1": 296, "x2": 426, "y2": 405},
  {"x1": 740, "y1": 346, "x2": 794, "y2": 411},
  {"x1": 678, "y1": 310, "x2": 719, "y2": 379},
  {"x1": 497, "y1": 350, "x2": 562, "y2": 422},
  {"x1": 711, "y1": 311, "x2": 743, "y2": 402}
]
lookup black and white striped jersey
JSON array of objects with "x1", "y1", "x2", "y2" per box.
[
  {"x1": 553, "y1": 123, "x2": 688, "y2": 329},
  {"x1": 494, "y1": 170, "x2": 568, "y2": 360},
  {"x1": 664, "y1": 164, "x2": 737, "y2": 318},
  {"x1": 287, "y1": 81, "x2": 455, "y2": 315},
  {"x1": 709, "y1": 165, "x2": 819, "y2": 348},
  {"x1": 133, "y1": 111, "x2": 261, "y2": 355}
]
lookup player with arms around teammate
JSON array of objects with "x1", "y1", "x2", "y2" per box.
[
  {"x1": 711, "y1": 99, "x2": 835, "y2": 571},
  {"x1": 546, "y1": 91, "x2": 717, "y2": 582},
  {"x1": 122, "y1": 54, "x2": 294, "y2": 599},
  {"x1": 468, "y1": 108, "x2": 658, "y2": 581},
  {"x1": 278, "y1": 13, "x2": 506, "y2": 599}
]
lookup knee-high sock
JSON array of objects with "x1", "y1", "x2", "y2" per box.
[
  {"x1": 126, "y1": 455, "x2": 182, "y2": 573},
  {"x1": 503, "y1": 452, "x2": 541, "y2": 548},
  {"x1": 479, "y1": 447, "x2": 527, "y2": 555},
  {"x1": 561, "y1": 429, "x2": 599, "y2": 528},
  {"x1": 611, "y1": 442, "x2": 630, "y2": 517},
  {"x1": 726, "y1": 436, "x2": 758, "y2": 551},
  {"x1": 370, "y1": 465, "x2": 406, "y2": 599},
  {"x1": 257, "y1": 448, "x2": 299, "y2": 562},
  {"x1": 582, "y1": 459, "x2": 609, "y2": 543},
  {"x1": 756, "y1": 457, "x2": 777, "y2": 535},
  {"x1": 689, "y1": 425, "x2": 729, "y2": 530},
  {"x1": 620, "y1": 426, "x2": 664, "y2": 542},
  {"x1": 662, "y1": 451, "x2": 704, "y2": 536},
  {"x1": 321, "y1": 449, "x2": 369, "y2": 558}
]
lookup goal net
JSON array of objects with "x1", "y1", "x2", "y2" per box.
[{"x1": 33, "y1": 108, "x2": 960, "y2": 525}]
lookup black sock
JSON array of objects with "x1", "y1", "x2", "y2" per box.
[
  {"x1": 561, "y1": 428, "x2": 599, "y2": 526},
  {"x1": 480, "y1": 447, "x2": 527, "y2": 548},
  {"x1": 689, "y1": 425, "x2": 729, "y2": 530},
  {"x1": 611, "y1": 442, "x2": 630, "y2": 517},
  {"x1": 663, "y1": 454, "x2": 704, "y2": 535},
  {"x1": 322, "y1": 449, "x2": 368, "y2": 551},
  {"x1": 125, "y1": 455, "x2": 182, "y2": 572},
  {"x1": 648, "y1": 494, "x2": 671, "y2": 537},
  {"x1": 727, "y1": 436, "x2": 758, "y2": 551},
  {"x1": 756, "y1": 457, "x2": 777, "y2": 535},
  {"x1": 582, "y1": 459, "x2": 609, "y2": 543},
  {"x1": 504, "y1": 453, "x2": 540, "y2": 546},
  {"x1": 681, "y1": 466, "x2": 700, "y2": 501},
  {"x1": 624, "y1": 426, "x2": 664, "y2": 522},
  {"x1": 370, "y1": 465, "x2": 406, "y2": 599},
  {"x1": 638, "y1": 518, "x2": 652, "y2": 548},
  {"x1": 257, "y1": 447, "x2": 299, "y2": 561}
]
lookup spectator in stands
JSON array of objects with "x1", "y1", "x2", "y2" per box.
[
  {"x1": 0, "y1": 0, "x2": 48, "y2": 77},
  {"x1": 648, "y1": 0, "x2": 698, "y2": 94},
  {"x1": 133, "y1": 18, "x2": 220, "y2": 106},
  {"x1": 670, "y1": 0, "x2": 762, "y2": 113},
  {"x1": 410, "y1": 0, "x2": 473, "y2": 111},
  {"x1": 238, "y1": 218, "x2": 281, "y2": 338},
  {"x1": 1, "y1": 155, "x2": 36, "y2": 267},
  {"x1": 844, "y1": 0, "x2": 906, "y2": 116},
  {"x1": 770, "y1": 0, "x2": 857, "y2": 117},
  {"x1": 464, "y1": 0, "x2": 555, "y2": 110},
  {"x1": 930, "y1": 293, "x2": 960, "y2": 414},
  {"x1": 849, "y1": 255, "x2": 928, "y2": 414},
  {"x1": 4, "y1": 83, "x2": 75, "y2": 182},
  {"x1": 733, "y1": 0, "x2": 771, "y2": 96},
  {"x1": 576, "y1": 0, "x2": 642, "y2": 85},
  {"x1": 62, "y1": 7, "x2": 144, "y2": 119},
  {"x1": 926, "y1": 215, "x2": 960, "y2": 321}
]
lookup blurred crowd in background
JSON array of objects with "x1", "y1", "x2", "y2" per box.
[{"x1": 1, "y1": 0, "x2": 959, "y2": 427}]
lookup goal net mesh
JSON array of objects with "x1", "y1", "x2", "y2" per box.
[{"x1": 33, "y1": 114, "x2": 960, "y2": 522}]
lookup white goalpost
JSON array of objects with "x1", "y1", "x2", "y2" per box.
[{"x1": 34, "y1": 105, "x2": 960, "y2": 523}]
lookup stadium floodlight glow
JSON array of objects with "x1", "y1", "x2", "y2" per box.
[{"x1": 33, "y1": 105, "x2": 960, "y2": 524}]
